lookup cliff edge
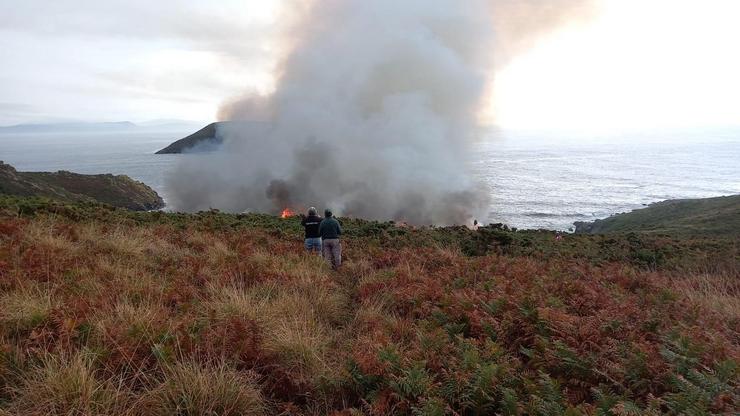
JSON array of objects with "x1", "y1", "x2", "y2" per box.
[{"x1": 0, "y1": 161, "x2": 164, "y2": 210}]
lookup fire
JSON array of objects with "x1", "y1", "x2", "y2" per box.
[{"x1": 280, "y1": 208, "x2": 295, "y2": 218}]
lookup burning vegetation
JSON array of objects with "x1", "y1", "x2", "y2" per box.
[
  {"x1": 0, "y1": 197, "x2": 737, "y2": 415},
  {"x1": 280, "y1": 208, "x2": 296, "y2": 218}
]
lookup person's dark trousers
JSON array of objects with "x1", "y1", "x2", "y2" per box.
[{"x1": 322, "y1": 238, "x2": 341, "y2": 269}]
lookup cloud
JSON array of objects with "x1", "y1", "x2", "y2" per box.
[
  {"x1": 0, "y1": 0, "x2": 280, "y2": 124},
  {"x1": 0, "y1": 0, "x2": 276, "y2": 58}
]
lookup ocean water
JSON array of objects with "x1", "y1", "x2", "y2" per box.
[
  {"x1": 473, "y1": 127, "x2": 740, "y2": 230},
  {"x1": 1, "y1": 127, "x2": 739, "y2": 230}
]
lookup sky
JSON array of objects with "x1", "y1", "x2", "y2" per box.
[
  {"x1": 1, "y1": 0, "x2": 739, "y2": 129},
  {"x1": 0, "y1": 0, "x2": 281, "y2": 125}
]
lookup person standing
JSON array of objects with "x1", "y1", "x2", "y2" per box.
[
  {"x1": 301, "y1": 207, "x2": 323, "y2": 254},
  {"x1": 319, "y1": 208, "x2": 342, "y2": 269}
]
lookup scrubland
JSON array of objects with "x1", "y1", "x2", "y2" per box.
[{"x1": 0, "y1": 197, "x2": 737, "y2": 415}]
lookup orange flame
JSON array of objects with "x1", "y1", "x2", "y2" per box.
[{"x1": 280, "y1": 208, "x2": 295, "y2": 218}]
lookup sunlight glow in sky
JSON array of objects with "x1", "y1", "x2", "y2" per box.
[
  {"x1": 492, "y1": 0, "x2": 740, "y2": 129},
  {"x1": 1, "y1": 0, "x2": 738, "y2": 130}
]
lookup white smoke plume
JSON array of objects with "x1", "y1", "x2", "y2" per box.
[{"x1": 166, "y1": 0, "x2": 593, "y2": 225}]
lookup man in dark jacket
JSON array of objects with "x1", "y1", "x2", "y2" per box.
[
  {"x1": 319, "y1": 208, "x2": 342, "y2": 269},
  {"x1": 301, "y1": 207, "x2": 323, "y2": 254}
]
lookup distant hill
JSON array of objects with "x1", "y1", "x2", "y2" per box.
[
  {"x1": 0, "y1": 161, "x2": 163, "y2": 210},
  {"x1": 0, "y1": 121, "x2": 137, "y2": 134},
  {"x1": 574, "y1": 194, "x2": 740, "y2": 236},
  {"x1": 0, "y1": 120, "x2": 202, "y2": 135},
  {"x1": 155, "y1": 121, "x2": 271, "y2": 154}
]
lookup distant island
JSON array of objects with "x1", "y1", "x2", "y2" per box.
[
  {"x1": 0, "y1": 161, "x2": 163, "y2": 211},
  {"x1": 155, "y1": 122, "x2": 222, "y2": 154},
  {"x1": 0, "y1": 120, "x2": 202, "y2": 135},
  {"x1": 155, "y1": 121, "x2": 271, "y2": 154},
  {"x1": 0, "y1": 121, "x2": 137, "y2": 134},
  {"x1": 574, "y1": 194, "x2": 740, "y2": 236}
]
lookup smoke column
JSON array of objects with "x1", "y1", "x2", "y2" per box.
[{"x1": 166, "y1": 0, "x2": 592, "y2": 225}]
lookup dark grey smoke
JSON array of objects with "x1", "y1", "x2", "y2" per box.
[{"x1": 166, "y1": 0, "x2": 592, "y2": 225}]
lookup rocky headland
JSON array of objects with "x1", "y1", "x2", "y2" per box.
[
  {"x1": 0, "y1": 161, "x2": 164, "y2": 210},
  {"x1": 155, "y1": 121, "x2": 271, "y2": 154}
]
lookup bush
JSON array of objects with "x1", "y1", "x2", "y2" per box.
[
  {"x1": 4, "y1": 352, "x2": 128, "y2": 415},
  {"x1": 142, "y1": 361, "x2": 264, "y2": 416},
  {"x1": 0, "y1": 285, "x2": 55, "y2": 338}
]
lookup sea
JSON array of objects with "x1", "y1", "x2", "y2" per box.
[{"x1": 1, "y1": 126, "x2": 739, "y2": 231}]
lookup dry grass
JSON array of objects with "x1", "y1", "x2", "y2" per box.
[
  {"x1": 0, "y1": 211, "x2": 737, "y2": 415},
  {"x1": 4, "y1": 352, "x2": 129, "y2": 416},
  {"x1": 21, "y1": 216, "x2": 72, "y2": 252},
  {"x1": 92, "y1": 299, "x2": 168, "y2": 343},
  {"x1": 0, "y1": 283, "x2": 56, "y2": 337},
  {"x1": 265, "y1": 315, "x2": 334, "y2": 382},
  {"x1": 668, "y1": 272, "x2": 740, "y2": 320},
  {"x1": 203, "y1": 277, "x2": 346, "y2": 388},
  {"x1": 140, "y1": 361, "x2": 264, "y2": 416},
  {"x1": 203, "y1": 281, "x2": 273, "y2": 323},
  {"x1": 83, "y1": 225, "x2": 150, "y2": 259}
]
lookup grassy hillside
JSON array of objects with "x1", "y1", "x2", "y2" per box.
[
  {"x1": 0, "y1": 162, "x2": 163, "y2": 211},
  {"x1": 575, "y1": 195, "x2": 740, "y2": 237},
  {"x1": 0, "y1": 197, "x2": 737, "y2": 415}
]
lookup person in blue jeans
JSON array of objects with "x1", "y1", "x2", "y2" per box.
[{"x1": 301, "y1": 207, "x2": 323, "y2": 254}]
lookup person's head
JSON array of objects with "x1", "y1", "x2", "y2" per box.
[
  {"x1": 324, "y1": 208, "x2": 333, "y2": 218},
  {"x1": 308, "y1": 207, "x2": 317, "y2": 216}
]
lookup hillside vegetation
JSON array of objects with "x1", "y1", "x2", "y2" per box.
[
  {"x1": 0, "y1": 197, "x2": 737, "y2": 415},
  {"x1": 0, "y1": 162, "x2": 163, "y2": 211},
  {"x1": 575, "y1": 195, "x2": 740, "y2": 237}
]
